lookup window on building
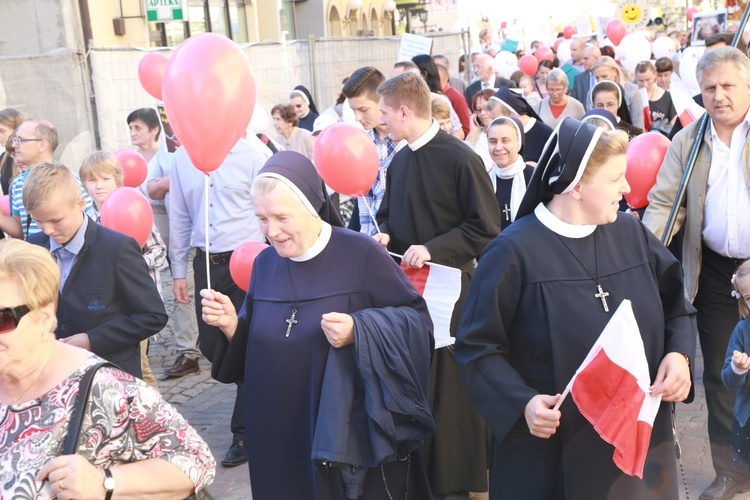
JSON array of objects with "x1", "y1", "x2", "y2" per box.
[{"x1": 149, "y1": 1, "x2": 248, "y2": 47}]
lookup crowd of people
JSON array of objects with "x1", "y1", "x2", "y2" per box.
[{"x1": 0, "y1": 20, "x2": 749, "y2": 500}]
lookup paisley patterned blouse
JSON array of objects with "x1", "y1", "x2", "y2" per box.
[{"x1": 0, "y1": 353, "x2": 215, "y2": 499}]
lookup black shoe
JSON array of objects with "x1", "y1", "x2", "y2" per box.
[
  {"x1": 221, "y1": 440, "x2": 248, "y2": 467},
  {"x1": 164, "y1": 355, "x2": 199, "y2": 378},
  {"x1": 700, "y1": 474, "x2": 750, "y2": 500}
]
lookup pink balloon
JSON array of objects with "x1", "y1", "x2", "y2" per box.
[
  {"x1": 563, "y1": 25, "x2": 577, "y2": 39},
  {"x1": 0, "y1": 195, "x2": 8, "y2": 217},
  {"x1": 606, "y1": 19, "x2": 627, "y2": 46},
  {"x1": 535, "y1": 46, "x2": 554, "y2": 63},
  {"x1": 554, "y1": 37, "x2": 564, "y2": 52},
  {"x1": 313, "y1": 123, "x2": 379, "y2": 197},
  {"x1": 100, "y1": 187, "x2": 153, "y2": 248},
  {"x1": 519, "y1": 54, "x2": 539, "y2": 76},
  {"x1": 625, "y1": 132, "x2": 671, "y2": 209},
  {"x1": 114, "y1": 149, "x2": 148, "y2": 187},
  {"x1": 138, "y1": 52, "x2": 169, "y2": 101},
  {"x1": 229, "y1": 241, "x2": 268, "y2": 292},
  {"x1": 686, "y1": 7, "x2": 699, "y2": 22},
  {"x1": 162, "y1": 33, "x2": 256, "y2": 174}
]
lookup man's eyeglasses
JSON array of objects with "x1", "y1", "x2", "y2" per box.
[
  {"x1": 11, "y1": 137, "x2": 43, "y2": 146},
  {"x1": 0, "y1": 305, "x2": 31, "y2": 333}
]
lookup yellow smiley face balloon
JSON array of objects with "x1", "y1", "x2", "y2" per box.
[{"x1": 621, "y1": 4, "x2": 643, "y2": 24}]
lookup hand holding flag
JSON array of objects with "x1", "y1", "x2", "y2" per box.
[{"x1": 649, "y1": 352, "x2": 691, "y2": 402}]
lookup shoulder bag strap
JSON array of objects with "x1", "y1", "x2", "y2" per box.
[{"x1": 61, "y1": 361, "x2": 117, "y2": 455}]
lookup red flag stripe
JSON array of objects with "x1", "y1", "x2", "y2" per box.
[
  {"x1": 400, "y1": 264, "x2": 429, "y2": 295},
  {"x1": 571, "y1": 348, "x2": 652, "y2": 478}
]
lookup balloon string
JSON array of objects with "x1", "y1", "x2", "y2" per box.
[
  {"x1": 204, "y1": 173, "x2": 211, "y2": 291},
  {"x1": 362, "y1": 196, "x2": 381, "y2": 235}
]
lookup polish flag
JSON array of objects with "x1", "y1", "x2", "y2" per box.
[
  {"x1": 639, "y1": 88, "x2": 653, "y2": 132},
  {"x1": 400, "y1": 262, "x2": 461, "y2": 349},
  {"x1": 670, "y1": 87, "x2": 705, "y2": 128},
  {"x1": 565, "y1": 300, "x2": 661, "y2": 478}
]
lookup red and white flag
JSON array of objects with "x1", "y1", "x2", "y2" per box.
[
  {"x1": 563, "y1": 300, "x2": 661, "y2": 478},
  {"x1": 399, "y1": 261, "x2": 461, "y2": 349},
  {"x1": 639, "y1": 87, "x2": 653, "y2": 132},
  {"x1": 670, "y1": 87, "x2": 705, "y2": 128}
]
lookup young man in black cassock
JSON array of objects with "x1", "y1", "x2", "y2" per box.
[{"x1": 375, "y1": 72, "x2": 502, "y2": 497}]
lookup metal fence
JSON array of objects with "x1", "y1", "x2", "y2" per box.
[{"x1": 0, "y1": 31, "x2": 467, "y2": 170}]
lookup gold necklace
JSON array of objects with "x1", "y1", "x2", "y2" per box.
[{"x1": 9, "y1": 344, "x2": 55, "y2": 404}]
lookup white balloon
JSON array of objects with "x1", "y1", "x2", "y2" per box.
[
  {"x1": 247, "y1": 103, "x2": 269, "y2": 134},
  {"x1": 679, "y1": 46, "x2": 705, "y2": 96},
  {"x1": 652, "y1": 36, "x2": 676, "y2": 60},
  {"x1": 494, "y1": 51, "x2": 519, "y2": 79},
  {"x1": 556, "y1": 39, "x2": 572, "y2": 63},
  {"x1": 616, "y1": 33, "x2": 651, "y2": 74}
]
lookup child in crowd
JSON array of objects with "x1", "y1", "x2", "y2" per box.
[
  {"x1": 79, "y1": 150, "x2": 166, "y2": 389},
  {"x1": 431, "y1": 98, "x2": 453, "y2": 133},
  {"x1": 519, "y1": 75, "x2": 542, "y2": 109},
  {"x1": 722, "y1": 260, "x2": 750, "y2": 476}
]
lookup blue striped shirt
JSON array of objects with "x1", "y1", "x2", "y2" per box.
[{"x1": 357, "y1": 130, "x2": 403, "y2": 236}]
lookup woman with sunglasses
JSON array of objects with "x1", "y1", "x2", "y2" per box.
[{"x1": 0, "y1": 239, "x2": 215, "y2": 499}]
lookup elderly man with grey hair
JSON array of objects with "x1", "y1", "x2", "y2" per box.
[
  {"x1": 643, "y1": 46, "x2": 750, "y2": 500},
  {"x1": 570, "y1": 45, "x2": 602, "y2": 110}
]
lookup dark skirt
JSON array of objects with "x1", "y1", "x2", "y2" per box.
[{"x1": 730, "y1": 418, "x2": 750, "y2": 474}]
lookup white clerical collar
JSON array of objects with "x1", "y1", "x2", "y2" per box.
[
  {"x1": 523, "y1": 117, "x2": 536, "y2": 133},
  {"x1": 409, "y1": 119, "x2": 440, "y2": 151},
  {"x1": 291, "y1": 221, "x2": 332, "y2": 262},
  {"x1": 535, "y1": 203, "x2": 596, "y2": 238}
]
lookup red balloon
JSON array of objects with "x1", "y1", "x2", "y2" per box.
[
  {"x1": 0, "y1": 195, "x2": 8, "y2": 217},
  {"x1": 519, "y1": 54, "x2": 539, "y2": 76},
  {"x1": 563, "y1": 25, "x2": 577, "y2": 39},
  {"x1": 100, "y1": 187, "x2": 153, "y2": 248},
  {"x1": 535, "y1": 46, "x2": 554, "y2": 63},
  {"x1": 313, "y1": 123, "x2": 379, "y2": 197},
  {"x1": 229, "y1": 241, "x2": 268, "y2": 292},
  {"x1": 162, "y1": 33, "x2": 256, "y2": 174},
  {"x1": 625, "y1": 132, "x2": 671, "y2": 209},
  {"x1": 138, "y1": 52, "x2": 169, "y2": 101},
  {"x1": 553, "y1": 37, "x2": 565, "y2": 52},
  {"x1": 114, "y1": 149, "x2": 148, "y2": 187},
  {"x1": 606, "y1": 19, "x2": 627, "y2": 46},
  {"x1": 686, "y1": 7, "x2": 699, "y2": 22}
]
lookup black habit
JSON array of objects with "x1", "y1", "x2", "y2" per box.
[{"x1": 455, "y1": 207, "x2": 696, "y2": 499}]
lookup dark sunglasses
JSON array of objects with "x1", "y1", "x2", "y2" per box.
[{"x1": 0, "y1": 305, "x2": 31, "y2": 333}]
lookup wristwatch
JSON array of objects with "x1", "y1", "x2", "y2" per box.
[{"x1": 103, "y1": 469, "x2": 115, "y2": 500}]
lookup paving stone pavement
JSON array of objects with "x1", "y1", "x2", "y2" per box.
[{"x1": 150, "y1": 270, "x2": 748, "y2": 499}]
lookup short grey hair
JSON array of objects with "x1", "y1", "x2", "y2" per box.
[
  {"x1": 696, "y1": 46, "x2": 750, "y2": 86},
  {"x1": 546, "y1": 68, "x2": 569, "y2": 88}
]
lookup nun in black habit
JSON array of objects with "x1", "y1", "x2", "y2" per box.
[
  {"x1": 201, "y1": 151, "x2": 435, "y2": 499},
  {"x1": 455, "y1": 118, "x2": 696, "y2": 499},
  {"x1": 290, "y1": 85, "x2": 320, "y2": 132},
  {"x1": 486, "y1": 116, "x2": 534, "y2": 230},
  {"x1": 487, "y1": 87, "x2": 554, "y2": 164}
]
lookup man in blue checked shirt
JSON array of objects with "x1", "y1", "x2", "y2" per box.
[{"x1": 342, "y1": 67, "x2": 405, "y2": 236}]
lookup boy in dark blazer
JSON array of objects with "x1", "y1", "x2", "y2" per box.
[{"x1": 23, "y1": 163, "x2": 167, "y2": 378}]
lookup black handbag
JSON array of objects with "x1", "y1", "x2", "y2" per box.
[{"x1": 62, "y1": 361, "x2": 216, "y2": 500}]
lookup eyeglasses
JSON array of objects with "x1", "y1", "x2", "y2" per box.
[
  {"x1": 0, "y1": 305, "x2": 31, "y2": 334},
  {"x1": 11, "y1": 137, "x2": 43, "y2": 145}
]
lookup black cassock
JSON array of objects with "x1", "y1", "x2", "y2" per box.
[
  {"x1": 377, "y1": 128, "x2": 502, "y2": 494},
  {"x1": 523, "y1": 119, "x2": 553, "y2": 164},
  {"x1": 212, "y1": 227, "x2": 433, "y2": 499},
  {"x1": 456, "y1": 207, "x2": 696, "y2": 500}
]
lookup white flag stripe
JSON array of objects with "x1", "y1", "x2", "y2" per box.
[{"x1": 423, "y1": 265, "x2": 461, "y2": 349}]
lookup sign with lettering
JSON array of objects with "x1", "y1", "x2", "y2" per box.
[
  {"x1": 397, "y1": 33, "x2": 433, "y2": 62},
  {"x1": 145, "y1": 0, "x2": 187, "y2": 22}
]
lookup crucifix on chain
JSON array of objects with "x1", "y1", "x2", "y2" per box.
[
  {"x1": 502, "y1": 204, "x2": 511, "y2": 221},
  {"x1": 594, "y1": 284, "x2": 610, "y2": 312},
  {"x1": 285, "y1": 309, "x2": 298, "y2": 337}
]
